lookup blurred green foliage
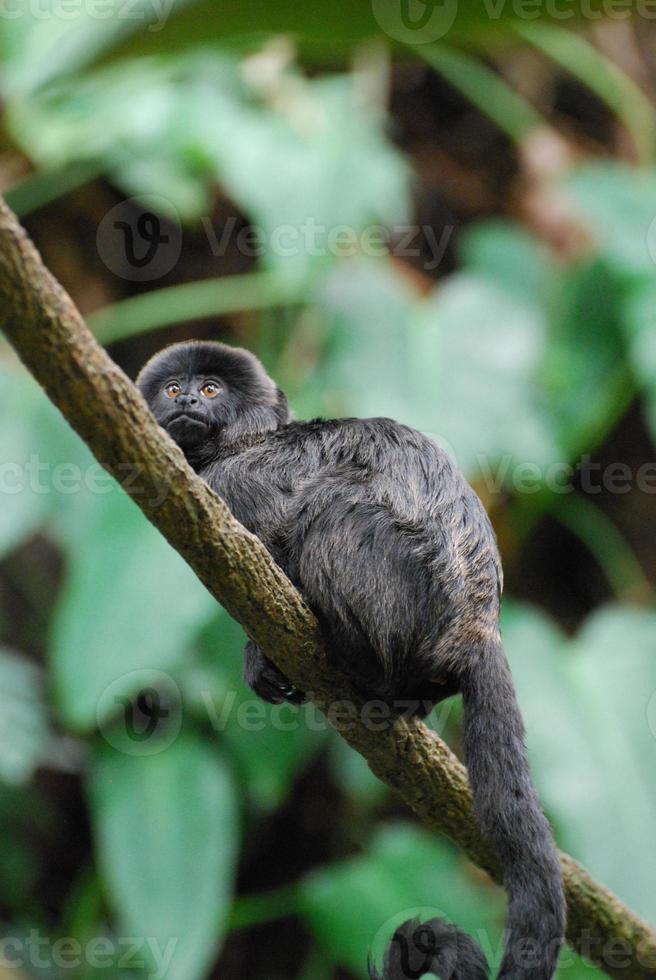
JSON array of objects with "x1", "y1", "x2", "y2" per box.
[{"x1": 1, "y1": 4, "x2": 656, "y2": 980}]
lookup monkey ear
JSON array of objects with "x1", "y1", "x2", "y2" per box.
[{"x1": 274, "y1": 386, "x2": 292, "y2": 423}]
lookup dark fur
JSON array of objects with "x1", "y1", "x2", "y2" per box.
[
  {"x1": 369, "y1": 919, "x2": 489, "y2": 980},
  {"x1": 137, "y1": 341, "x2": 566, "y2": 980}
]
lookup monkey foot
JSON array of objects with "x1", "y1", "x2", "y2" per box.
[{"x1": 243, "y1": 641, "x2": 306, "y2": 705}]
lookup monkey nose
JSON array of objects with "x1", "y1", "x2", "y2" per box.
[{"x1": 177, "y1": 394, "x2": 198, "y2": 407}]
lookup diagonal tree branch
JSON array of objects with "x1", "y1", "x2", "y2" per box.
[{"x1": 0, "y1": 196, "x2": 654, "y2": 980}]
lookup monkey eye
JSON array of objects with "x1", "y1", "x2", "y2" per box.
[
  {"x1": 165, "y1": 382, "x2": 181, "y2": 398},
  {"x1": 201, "y1": 381, "x2": 221, "y2": 398}
]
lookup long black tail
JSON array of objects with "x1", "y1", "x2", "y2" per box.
[
  {"x1": 369, "y1": 918, "x2": 489, "y2": 980},
  {"x1": 371, "y1": 633, "x2": 566, "y2": 980}
]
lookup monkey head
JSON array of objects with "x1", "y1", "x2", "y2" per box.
[{"x1": 136, "y1": 341, "x2": 290, "y2": 456}]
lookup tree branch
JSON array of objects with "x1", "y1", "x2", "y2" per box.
[{"x1": 0, "y1": 196, "x2": 654, "y2": 980}]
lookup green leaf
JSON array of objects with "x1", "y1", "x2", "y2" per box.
[
  {"x1": 569, "y1": 606, "x2": 656, "y2": 921},
  {"x1": 502, "y1": 602, "x2": 656, "y2": 924},
  {"x1": 621, "y1": 278, "x2": 656, "y2": 439},
  {"x1": 101, "y1": 0, "x2": 625, "y2": 67},
  {"x1": 418, "y1": 44, "x2": 544, "y2": 143},
  {"x1": 0, "y1": 365, "x2": 94, "y2": 557},
  {"x1": 0, "y1": 0, "x2": 189, "y2": 96},
  {"x1": 542, "y1": 258, "x2": 631, "y2": 457},
  {"x1": 415, "y1": 273, "x2": 557, "y2": 474},
  {"x1": 90, "y1": 734, "x2": 238, "y2": 980},
  {"x1": 317, "y1": 259, "x2": 557, "y2": 478},
  {"x1": 6, "y1": 56, "x2": 205, "y2": 216},
  {"x1": 0, "y1": 785, "x2": 45, "y2": 915},
  {"x1": 514, "y1": 23, "x2": 656, "y2": 165},
  {"x1": 5, "y1": 158, "x2": 107, "y2": 218},
  {"x1": 556, "y1": 952, "x2": 609, "y2": 980},
  {"x1": 2, "y1": 0, "x2": 635, "y2": 99},
  {"x1": 300, "y1": 824, "x2": 504, "y2": 977},
  {"x1": 565, "y1": 163, "x2": 656, "y2": 277},
  {"x1": 459, "y1": 220, "x2": 552, "y2": 307},
  {"x1": 51, "y1": 488, "x2": 216, "y2": 731},
  {"x1": 188, "y1": 65, "x2": 410, "y2": 279},
  {"x1": 315, "y1": 260, "x2": 415, "y2": 422},
  {"x1": 501, "y1": 603, "x2": 591, "y2": 817},
  {"x1": 327, "y1": 737, "x2": 387, "y2": 809},
  {"x1": 8, "y1": 51, "x2": 409, "y2": 241},
  {"x1": 551, "y1": 494, "x2": 649, "y2": 602},
  {"x1": 88, "y1": 271, "x2": 309, "y2": 344},
  {"x1": 184, "y1": 612, "x2": 326, "y2": 811},
  {"x1": 0, "y1": 647, "x2": 52, "y2": 785},
  {"x1": 0, "y1": 371, "x2": 50, "y2": 557}
]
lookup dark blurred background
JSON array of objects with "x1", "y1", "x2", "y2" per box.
[{"x1": 0, "y1": 4, "x2": 655, "y2": 979}]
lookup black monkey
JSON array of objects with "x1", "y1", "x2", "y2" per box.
[{"x1": 137, "y1": 341, "x2": 565, "y2": 980}]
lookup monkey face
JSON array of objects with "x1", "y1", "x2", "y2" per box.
[
  {"x1": 148, "y1": 373, "x2": 222, "y2": 450},
  {"x1": 136, "y1": 341, "x2": 290, "y2": 456}
]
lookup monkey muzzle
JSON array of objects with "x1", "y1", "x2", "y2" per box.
[{"x1": 166, "y1": 411, "x2": 210, "y2": 447}]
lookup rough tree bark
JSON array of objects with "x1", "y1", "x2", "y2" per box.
[{"x1": 0, "y1": 196, "x2": 654, "y2": 980}]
